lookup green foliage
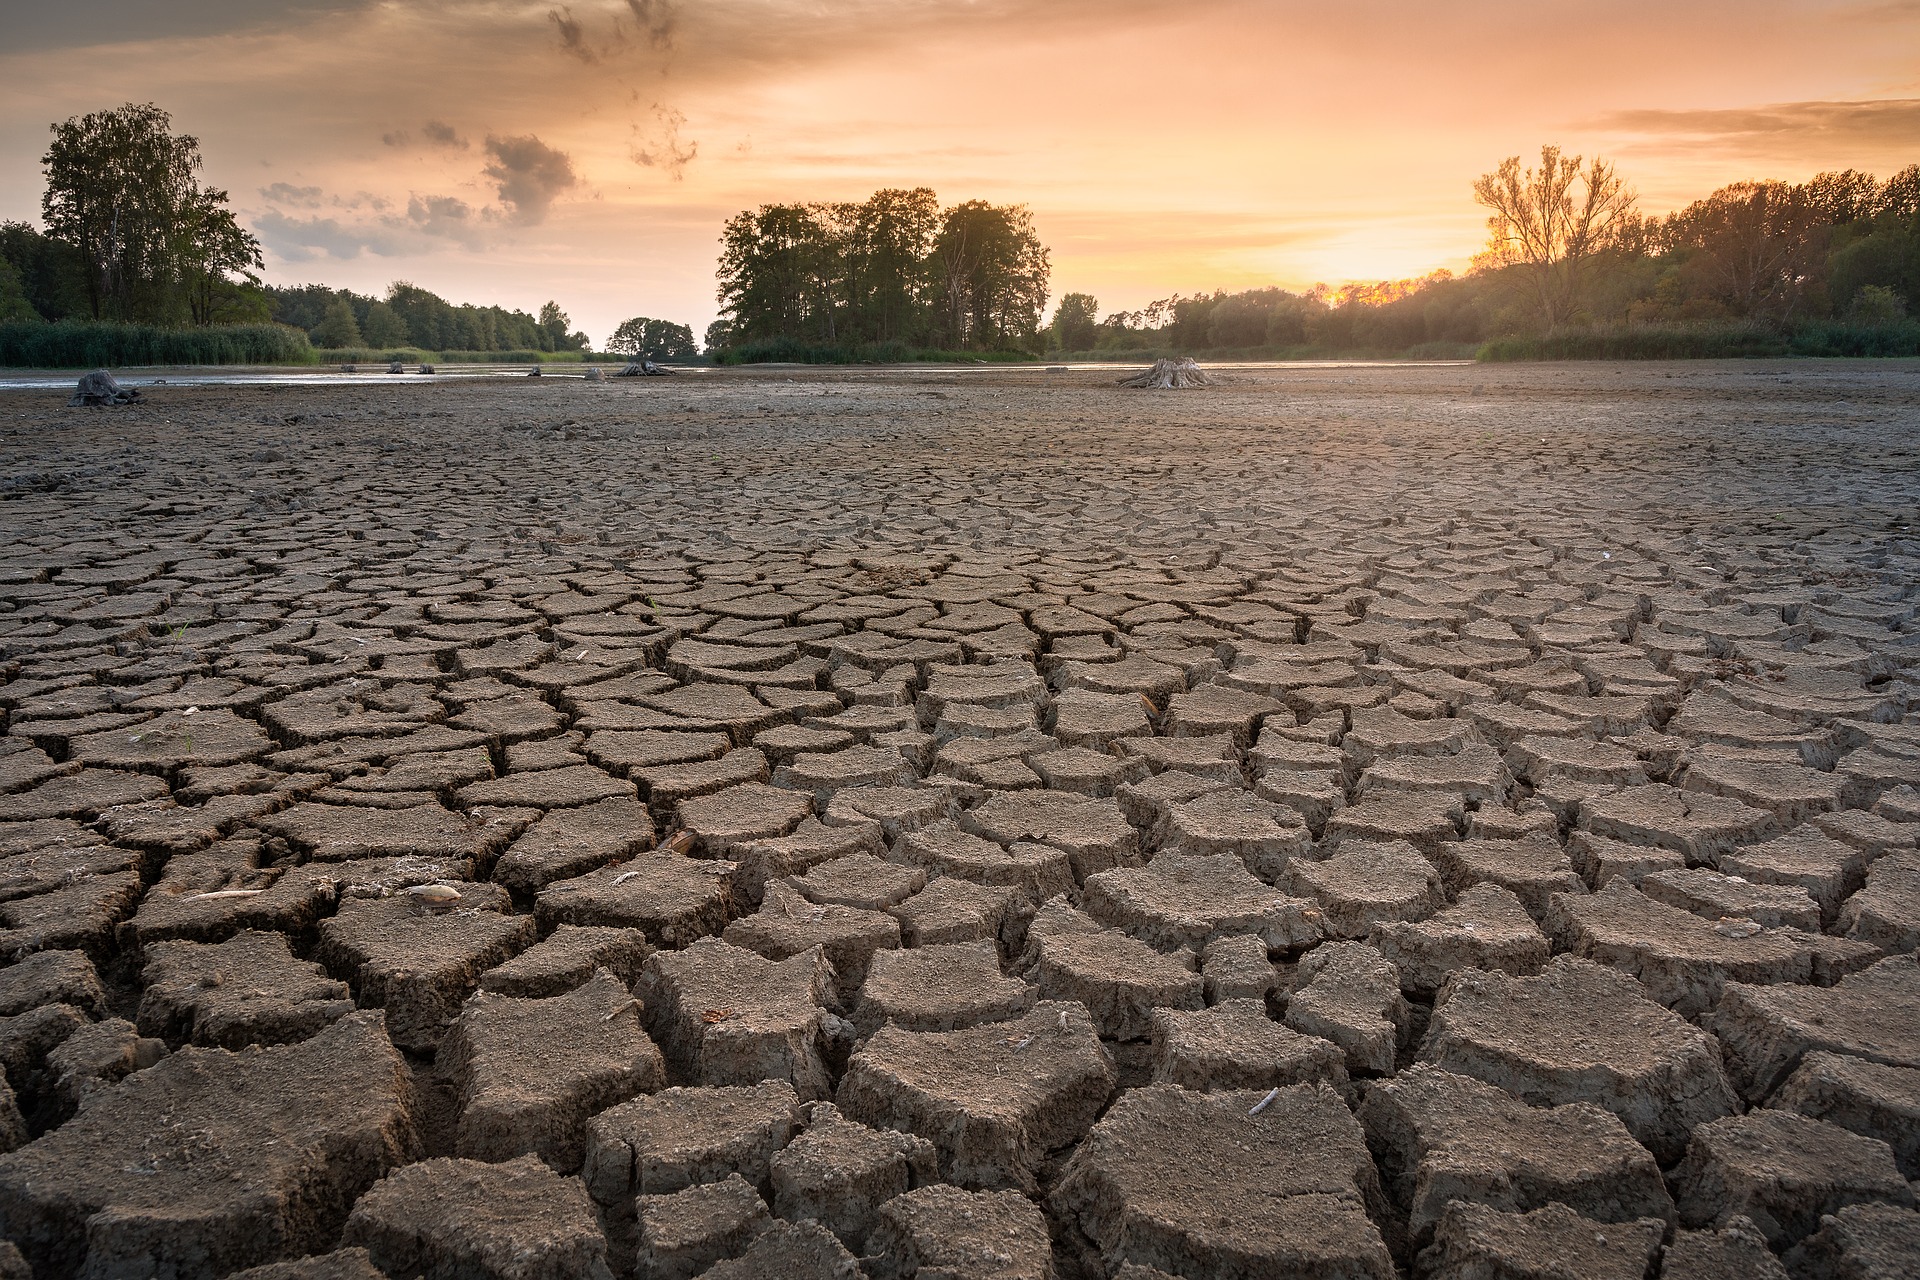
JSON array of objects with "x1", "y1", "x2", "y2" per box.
[
  {"x1": 1048, "y1": 292, "x2": 1099, "y2": 351},
  {"x1": 0, "y1": 260, "x2": 38, "y2": 323},
  {"x1": 267, "y1": 281, "x2": 573, "y2": 354},
  {"x1": 0, "y1": 221, "x2": 88, "y2": 321},
  {"x1": 608, "y1": 316, "x2": 698, "y2": 359},
  {"x1": 361, "y1": 301, "x2": 409, "y2": 347},
  {"x1": 716, "y1": 189, "x2": 1048, "y2": 355},
  {"x1": 40, "y1": 102, "x2": 261, "y2": 324},
  {"x1": 310, "y1": 296, "x2": 362, "y2": 348},
  {"x1": 1848, "y1": 285, "x2": 1907, "y2": 324},
  {"x1": 0, "y1": 320, "x2": 313, "y2": 367},
  {"x1": 715, "y1": 336, "x2": 1037, "y2": 365}
]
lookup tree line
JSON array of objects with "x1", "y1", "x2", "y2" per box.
[
  {"x1": 1052, "y1": 149, "x2": 1919, "y2": 355},
  {"x1": 266, "y1": 283, "x2": 590, "y2": 354},
  {"x1": 711, "y1": 189, "x2": 1050, "y2": 356}
]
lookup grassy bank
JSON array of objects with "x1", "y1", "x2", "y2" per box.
[
  {"x1": 0, "y1": 320, "x2": 316, "y2": 368},
  {"x1": 714, "y1": 337, "x2": 1041, "y2": 365},
  {"x1": 1476, "y1": 320, "x2": 1920, "y2": 361}
]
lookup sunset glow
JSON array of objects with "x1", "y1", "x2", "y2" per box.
[{"x1": 4, "y1": 0, "x2": 1916, "y2": 343}]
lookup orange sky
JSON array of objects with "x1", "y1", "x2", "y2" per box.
[{"x1": 3, "y1": 1, "x2": 1917, "y2": 344}]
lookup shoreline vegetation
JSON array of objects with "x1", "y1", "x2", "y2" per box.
[
  {"x1": 7, "y1": 318, "x2": 1920, "y2": 370},
  {"x1": 3, "y1": 102, "x2": 1917, "y2": 370}
]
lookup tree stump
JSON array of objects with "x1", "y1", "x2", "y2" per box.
[
  {"x1": 67, "y1": 371, "x2": 139, "y2": 407},
  {"x1": 1118, "y1": 358, "x2": 1214, "y2": 389}
]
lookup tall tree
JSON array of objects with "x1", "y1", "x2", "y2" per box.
[
  {"x1": 41, "y1": 102, "x2": 258, "y2": 323},
  {"x1": 1472, "y1": 145, "x2": 1636, "y2": 331},
  {"x1": 1049, "y1": 292, "x2": 1099, "y2": 351},
  {"x1": 929, "y1": 201, "x2": 1049, "y2": 351},
  {"x1": 311, "y1": 296, "x2": 363, "y2": 348}
]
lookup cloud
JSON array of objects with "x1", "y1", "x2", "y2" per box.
[
  {"x1": 260, "y1": 182, "x2": 324, "y2": 207},
  {"x1": 386, "y1": 119, "x2": 469, "y2": 149},
  {"x1": 253, "y1": 209, "x2": 409, "y2": 261},
  {"x1": 421, "y1": 119, "x2": 469, "y2": 149},
  {"x1": 631, "y1": 104, "x2": 698, "y2": 179},
  {"x1": 549, "y1": 5, "x2": 597, "y2": 63},
  {"x1": 625, "y1": 0, "x2": 677, "y2": 51},
  {"x1": 406, "y1": 194, "x2": 484, "y2": 241},
  {"x1": 482, "y1": 133, "x2": 579, "y2": 224},
  {"x1": 1593, "y1": 98, "x2": 1920, "y2": 154}
]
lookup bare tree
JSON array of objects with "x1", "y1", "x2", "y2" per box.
[{"x1": 1473, "y1": 146, "x2": 1636, "y2": 331}]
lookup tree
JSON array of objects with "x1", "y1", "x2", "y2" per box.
[
  {"x1": 362, "y1": 300, "x2": 410, "y2": 348},
  {"x1": 1666, "y1": 181, "x2": 1828, "y2": 320},
  {"x1": 174, "y1": 185, "x2": 263, "y2": 326},
  {"x1": 1802, "y1": 170, "x2": 1880, "y2": 226},
  {"x1": 0, "y1": 259, "x2": 40, "y2": 323},
  {"x1": 608, "y1": 316, "x2": 698, "y2": 359},
  {"x1": 704, "y1": 319, "x2": 732, "y2": 354},
  {"x1": 40, "y1": 102, "x2": 259, "y2": 324},
  {"x1": 1048, "y1": 292, "x2": 1099, "y2": 351},
  {"x1": 929, "y1": 201, "x2": 1049, "y2": 351},
  {"x1": 1472, "y1": 145, "x2": 1637, "y2": 331},
  {"x1": 311, "y1": 296, "x2": 363, "y2": 348}
]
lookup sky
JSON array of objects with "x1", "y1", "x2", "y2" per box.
[{"x1": 2, "y1": 0, "x2": 1917, "y2": 345}]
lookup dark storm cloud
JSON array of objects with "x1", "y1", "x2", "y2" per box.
[{"x1": 481, "y1": 133, "x2": 579, "y2": 225}]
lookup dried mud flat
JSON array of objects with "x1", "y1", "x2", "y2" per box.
[{"x1": 0, "y1": 360, "x2": 1917, "y2": 1279}]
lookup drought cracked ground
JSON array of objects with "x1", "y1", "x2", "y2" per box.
[{"x1": 0, "y1": 360, "x2": 1917, "y2": 1280}]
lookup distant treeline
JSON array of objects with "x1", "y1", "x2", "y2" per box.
[
  {"x1": 711, "y1": 189, "x2": 1050, "y2": 359},
  {"x1": 1055, "y1": 157, "x2": 1920, "y2": 358},
  {"x1": 264, "y1": 282, "x2": 590, "y2": 354}
]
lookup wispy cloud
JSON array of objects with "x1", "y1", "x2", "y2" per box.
[
  {"x1": 483, "y1": 133, "x2": 580, "y2": 224},
  {"x1": 1594, "y1": 98, "x2": 1920, "y2": 151},
  {"x1": 631, "y1": 104, "x2": 697, "y2": 179}
]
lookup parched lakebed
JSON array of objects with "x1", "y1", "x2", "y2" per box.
[{"x1": 0, "y1": 360, "x2": 1918, "y2": 1279}]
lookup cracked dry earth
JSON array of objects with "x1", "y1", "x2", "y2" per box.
[{"x1": 0, "y1": 360, "x2": 1917, "y2": 1280}]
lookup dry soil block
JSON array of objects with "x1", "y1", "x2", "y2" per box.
[
  {"x1": 438, "y1": 969, "x2": 665, "y2": 1171},
  {"x1": 636, "y1": 938, "x2": 838, "y2": 1099},
  {"x1": 769, "y1": 1102, "x2": 937, "y2": 1250},
  {"x1": 836, "y1": 1000, "x2": 1113, "y2": 1191},
  {"x1": 850, "y1": 941, "x2": 1035, "y2": 1037},
  {"x1": 1022, "y1": 903, "x2": 1203, "y2": 1040},
  {"x1": 865, "y1": 1184, "x2": 1054, "y2": 1280},
  {"x1": 1149, "y1": 998, "x2": 1351, "y2": 1096},
  {"x1": 317, "y1": 889, "x2": 535, "y2": 1053},
  {"x1": 1053, "y1": 1081, "x2": 1396, "y2": 1279},
  {"x1": 1081, "y1": 852, "x2": 1325, "y2": 953},
  {"x1": 137, "y1": 928, "x2": 355, "y2": 1047},
  {"x1": 342, "y1": 1154, "x2": 613, "y2": 1280},
  {"x1": 1421, "y1": 954, "x2": 1739, "y2": 1163},
  {"x1": 1709, "y1": 954, "x2": 1920, "y2": 1102},
  {"x1": 1357, "y1": 1064, "x2": 1673, "y2": 1253},
  {"x1": 1669, "y1": 1109, "x2": 1914, "y2": 1248},
  {"x1": 1414, "y1": 1200, "x2": 1664, "y2": 1280},
  {"x1": 0, "y1": 1011, "x2": 418, "y2": 1280},
  {"x1": 582, "y1": 1081, "x2": 802, "y2": 1203}
]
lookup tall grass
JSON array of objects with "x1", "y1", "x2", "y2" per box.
[
  {"x1": 1477, "y1": 320, "x2": 1920, "y2": 362},
  {"x1": 716, "y1": 336, "x2": 1040, "y2": 365},
  {"x1": 0, "y1": 321, "x2": 316, "y2": 368}
]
